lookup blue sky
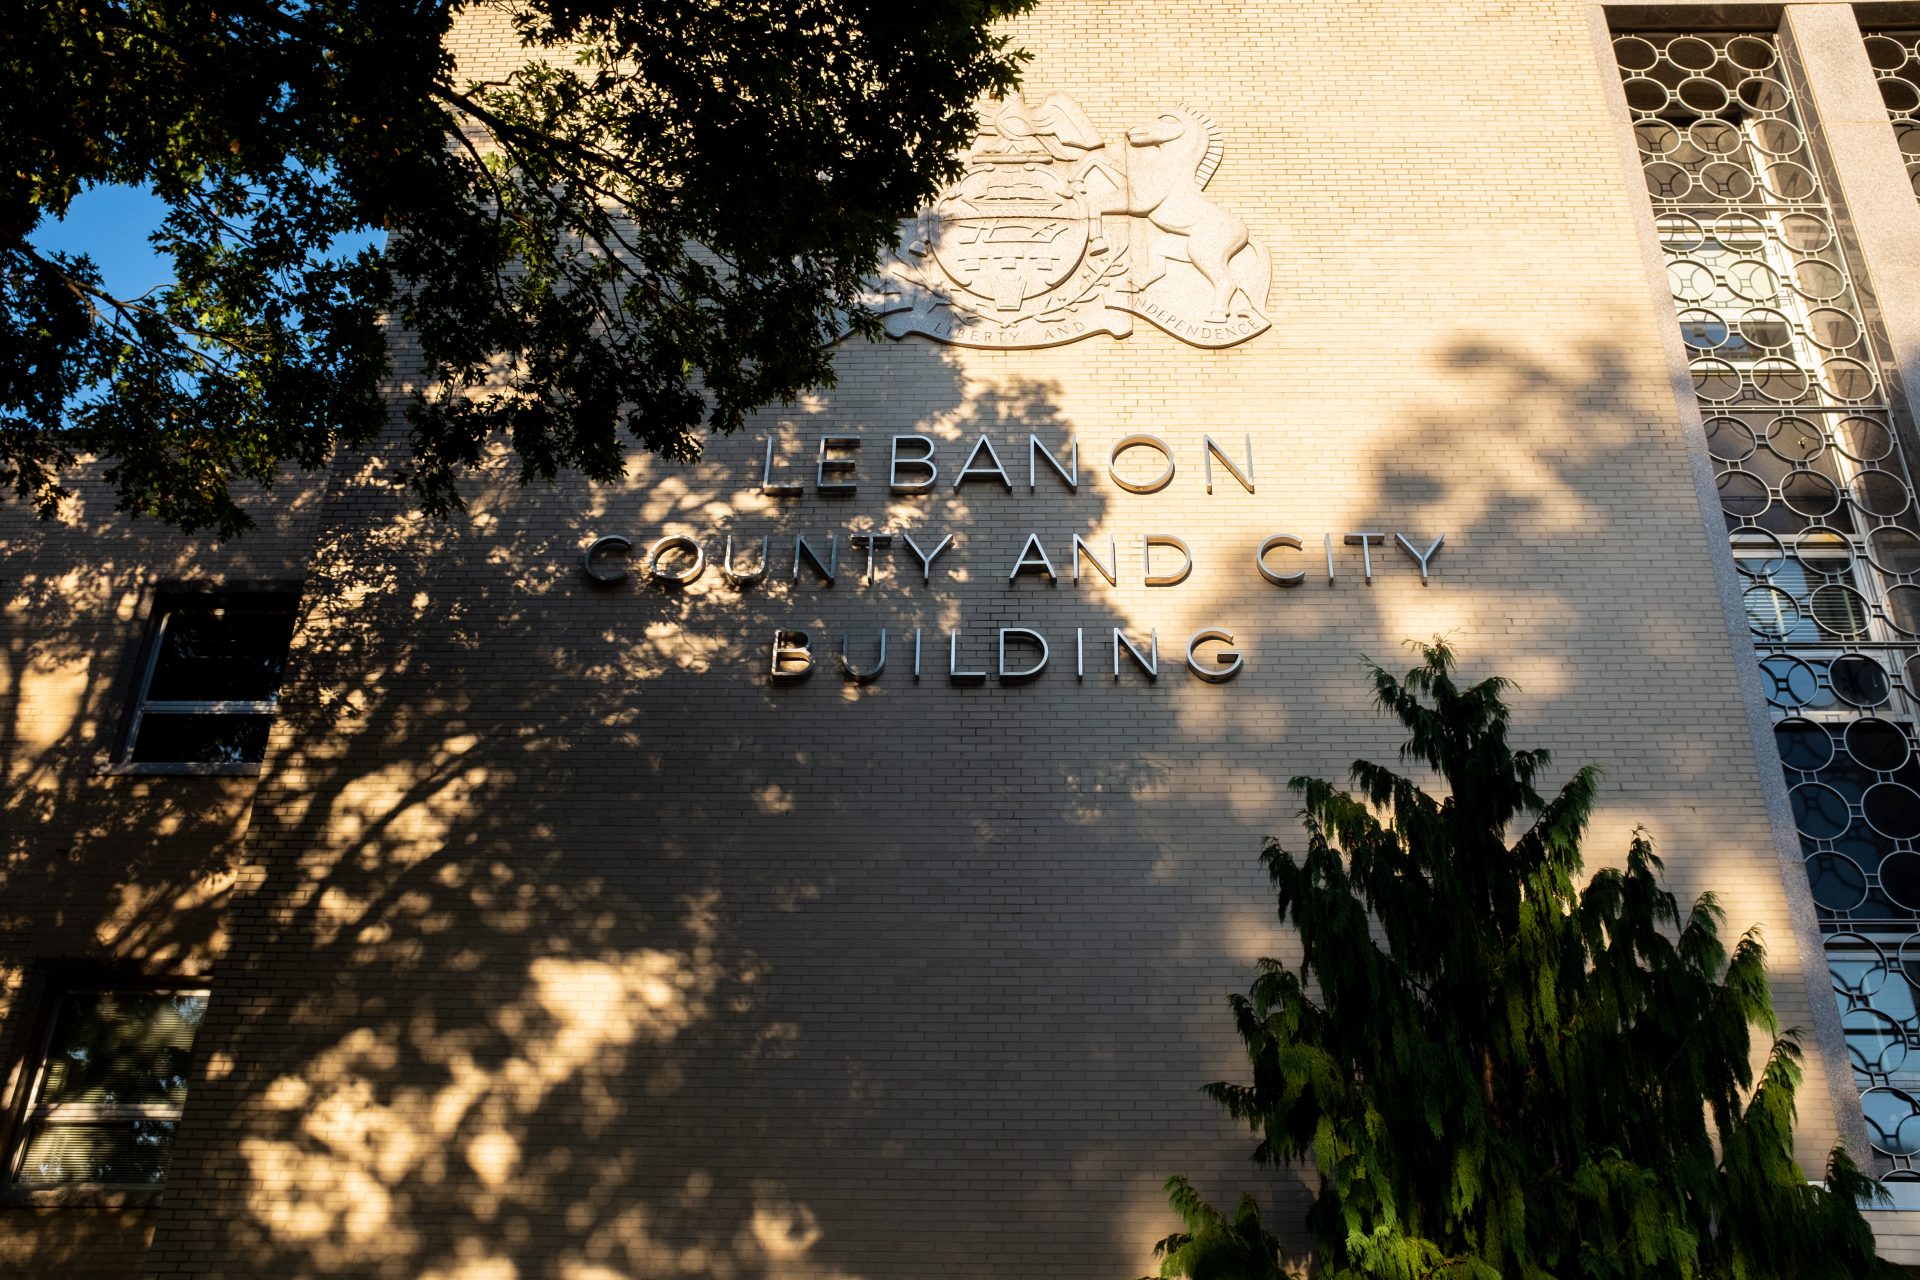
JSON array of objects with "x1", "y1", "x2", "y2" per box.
[
  {"x1": 28, "y1": 183, "x2": 386, "y2": 299},
  {"x1": 28, "y1": 184, "x2": 176, "y2": 298}
]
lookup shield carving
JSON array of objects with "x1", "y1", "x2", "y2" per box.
[
  {"x1": 930, "y1": 165, "x2": 1091, "y2": 315},
  {"x1": 859, "y1": 92, "x2": 1269, "y2": 349}
]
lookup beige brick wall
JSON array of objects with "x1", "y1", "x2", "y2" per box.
[
  {"x1": 5, "y1": 0, "x2": 1910, "y2": 1275},
  {"x1": 0, "y1": 473, "x2": 324, "y2": 1275}
]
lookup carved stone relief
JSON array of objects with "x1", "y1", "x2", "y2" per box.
[{"x1": 864, "y1": 93, "x2": 1272, "y2": 350}]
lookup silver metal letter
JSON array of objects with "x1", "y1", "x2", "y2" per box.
[
  {"x1": 850, "y1": 532, "x2": 893, "y2": 584},
  {"x1": 1073, "y1": 535, "x2": 1117, "y2": 587},
  {"x1": 1112, "y1": 628, "x2": 1159, "y2": 680},
  {"x1": 1344, "y1": 532, "x2": 1388, "y2": 582},
  {"x1": 914, "y1": 628, "x2": 923, "y2": 680},
  {"x1": 761, "y1": 435, "x2": 803, "y2": 497},
  {"x1": 721, "y1": 534, "x2": 770, "y2": 587},
  {"x1": 793, "y1": 533, "x2": 838, "y2": 585},
  {"x1": 582, "y1": 535, "x2": 632, "y2": 585},
  {"x1": 840, "y1": 630, "x2": 887, "y2": 683},
  {"x1": 1076, "y1": 628, "x2": 1085, "y2": 681},
  {"x1": 1009, "y1": 534, "x2": 1057, "y2": 582},
  {"x1": 891, "y1": 436, "x2": 938, "y2": 493},
  {"x1": 1143, "y1": 535, "x2": 1192, "y2": 587},
  {"x1": 1203, "y1": 435, "x2": 1255, "y2": 495},
  {"x1": 903, "y1": 532, "x2": 954, "y2": 584},
  {"x1": 1185, "y1": 629, "x2": 1243, "y2": 683},
  {"x1": 998, "y1": 628, "x2": 1049, "y2": 682},
  {"x1": 1029, "y1": 435, "x2": 1079, "y2": 491},
  {"x1": 1108, "y1": 435, "x2": 1175, "y2": 495},
  {"x1": 948, "y1": 630, "x2": 986, "y2": 684},
  {"x1": 1255, "y1": 534, "x2": 1305, "y2": 587},
  {"x1": 771, "y1": 630, "x2": 814, "y2": 681},
  {"x1": 1324, "y1": 533, "x2": 1336, "y2": 583},
  {"x1": 643, "y1": 534, "x2": 706, "y2": 586},
  {"x1": 817, "y1": 436, "x2": 859, "y2": 494},
  {"x1": 1395, "y1": 533, "x2": 1446, "y2": 584},
  {"x1": 952, "y1": 435, "x2": 1012, "y2": 489}
]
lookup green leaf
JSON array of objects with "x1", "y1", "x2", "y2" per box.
[{"x1": 1149, "y1": 640, "x2": 1904, "y2": 1280}]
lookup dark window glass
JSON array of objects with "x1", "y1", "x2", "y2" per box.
[
  {"x1": 14, "y1": 1120, "x2": 179, "y2": 1188},
  {"x1": 144, "y1": 602, "x2": 296, "y2": 703},
  {"x1": 124, "y1": 594, "x2": 297, "y2": 765},
  {"x1": 10, "y1": 990, "x2": 208, "y2": 1189},
  {"x1": 128, "y1": 714, "x2": 273, "y2": 766},
  {"x1": 35, "y1": 992, "x2": 202, "y2": 1109}
]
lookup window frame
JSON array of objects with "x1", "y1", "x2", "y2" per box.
[
  {"x1": 1, "y1": 977, "x2": 212, "y2": 1205},
  {"x1": 102, "y1": 582, "x2": 302, "y2": 777}
]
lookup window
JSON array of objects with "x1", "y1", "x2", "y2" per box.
[
  {"x1": 1616, "y1": 28, "x2": 1920, "y2": 1180},
  {"x1": 7, "y1": 988, "x2": 209, "y2": 1190},
  {"x1": 120, "y1": 591, "x2": 299, "y2": 768}
]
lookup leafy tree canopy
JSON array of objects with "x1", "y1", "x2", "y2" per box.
[
  {"x1": 3, "y1": 0, "x2": 1030, "y2": 536},
  {"x1": 1157, "y1": 640, "x2": 1898, "y2": 1280},
  {"x1": 1148, "y1": 1175, "x2": 1290, "y2": 1280}
]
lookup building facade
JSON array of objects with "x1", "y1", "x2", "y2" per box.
[{"x1": 8, "y1": 1, "x2": 1920, "y2": 1275}]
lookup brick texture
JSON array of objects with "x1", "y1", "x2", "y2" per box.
[{"x1": 1, "y1": 1, "x2": 1907, "y2": 1276}]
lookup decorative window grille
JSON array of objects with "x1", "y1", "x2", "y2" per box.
[
  {"x1": 1863, "y1": 31, "x2": 1920, "y2": 201},
  {"x1": 121, "y1": 592, "x2": 299, "y2": 767},
  {"x1": 7, "y1": 988, "x2": 209, "y2": 1189},
  {"x1": 1616, "y1": 31, "x2": 1920, "y2": 1179}
]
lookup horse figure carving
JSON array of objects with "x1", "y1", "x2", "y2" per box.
[
  {"x1": 861, "y1": 93, "x2": 1271, "y2": 349},
  {"x1": 1100, "y1": 105, "x2": 1270, "y2": 324}
]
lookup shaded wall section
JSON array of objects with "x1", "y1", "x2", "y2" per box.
[
  {"x1": 131, "y1": 2, "x2": 1854, "y2": 1276},
  {"x1": 0, "y1": 469, "x2": 327, "y2": 1276}
]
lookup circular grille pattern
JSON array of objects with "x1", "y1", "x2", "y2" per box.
[
  {"x1": 1865, "y1": 32, "x2": 1920, "y2": 200},
  {"x1": 1620, "y1": 32, "x2": 1920, "y2": 1179}
]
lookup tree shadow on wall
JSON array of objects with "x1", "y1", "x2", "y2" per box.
[
  {"x1": 0, "y1": 325, "x2": 1806, "y2": 1280},
  {"x1": 1170, "y1": 328, "x2": 1857, "y2": 1185},
  {"x1": 0, "y1": 484, "x2": 326, "y2": 969},
  {"x1": 131, "y1": 331, "x2": 1316, "y2": 1280},
  {"x1": 0, "y1": 475, "x2": 327, "y2": 1274}
]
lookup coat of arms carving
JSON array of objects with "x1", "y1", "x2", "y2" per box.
[{"x1": 865, "y1": 94, "x2": 1272, "y2": 350}]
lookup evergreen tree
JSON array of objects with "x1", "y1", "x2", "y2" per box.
[
  {"x1": 1160, "y1": 639, "x2": 1896, "y2": 1280},
  {"x1": 1148, "y1": 1175, "x2": 1289, "y2": 1280}
]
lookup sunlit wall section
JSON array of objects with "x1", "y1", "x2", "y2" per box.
[
  {"x1": 1616, "y1": 31, "x2": 1920, "y2": 1178},
  {"x1": 1863, "y1": 31, "x2": 1920, "y2": 201}
]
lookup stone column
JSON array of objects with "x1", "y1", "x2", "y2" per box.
[
  {"x1": 1784, "y1": 4, "x2": 1920, "y2": 430},
  {"x1": 1781, "y1": 2, "x2": 1920, "y2": 1224}
]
